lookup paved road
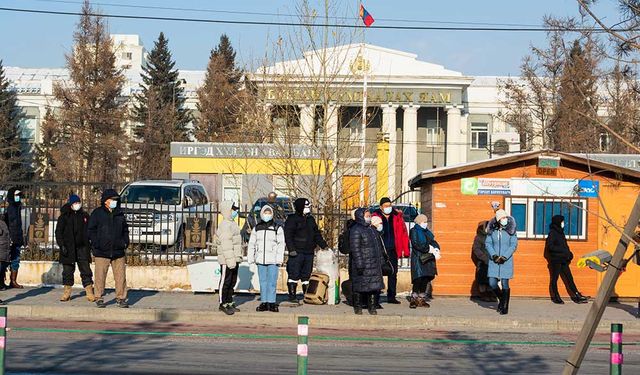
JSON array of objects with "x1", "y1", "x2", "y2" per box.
[{"x1": 5, "y1": 320, "x2": 640, "y2": 374}]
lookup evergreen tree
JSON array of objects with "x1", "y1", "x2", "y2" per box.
[
  {"x1": 554, "y1": 39, "x2": 600, "y2": 152},
  {"x1": 0, "y1": 60, "x2": 29, "y2": 180},
  {"x1": 49, "y1": 0, "x2": 127, "y2": 183},
  {"x1": 195, "y1": 34, "x2": 243, "y2": 142},
  {"x1": 132, "y1": 32, "x2": 190, "y2": 179}
]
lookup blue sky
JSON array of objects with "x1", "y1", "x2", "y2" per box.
[{"x1": 0, "y1": 0, "x2": 620, "y2": 75}]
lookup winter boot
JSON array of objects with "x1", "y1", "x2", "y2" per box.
[
  {"x1": 302, "y1": 282, "x2": 309, "y2": 296},
  {"x1": 409, "y1": 294, "x2": 419, "y2": 309},
  {"x1": 219, "y1": 303, "x2": 235, "y2": 315},
  {"x1": 287, "y1": 282, "x2": 298, "y2": 303},
  {"x1": 0, "y1": 267, "x2": 7, "y2": 290},
  {"x1": 425, "y1": 281, "x2": 434, "y2": 301},
  {"x1": 269, "y1": 303, "x2": 279, "y2": 313},
  {"x1": 374, "y1": 293, "x2": 383, "y2": 309},
  {"x1": 230, "y1": 302, "x2": 240, "y2": 312},
  {"x1": 418, "y1": 294, "x2": 431, "y2": 308},
  {"x1": 500, "y1": 289, "x2": 511, "y2": 315},
  {"x1": 367, "y1": 294, "x2": 378, "y2": 316},
  {"x1": 60, "y1": 285, "x2": 72, "y2": 302},
  {"x1": 352, "y1": 292, "x2": 363, "y2": 315},
  {"x1": 551, "y1": 294, "x2": 565, "y2": 304},
  {"x1": 256, "y1": 303, "x2": 269, "y2": 312},
  {"x1": 571, "y1": 292, "x2": 588, "y2": 304},
  {"x1": 84, "y1": 285, "x2": 97, "y2": 302},
  {"x1": 10, "y1": 270, "x2": 23, "y2": 289},
  {"x1": 493, "y1": 288, "x2": 504, "y2": 313}
]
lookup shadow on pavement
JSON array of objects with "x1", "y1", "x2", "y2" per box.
[
  {"x1": 608, "y1": 301, "x2": 640, "y2": 318},
  {"x1": 3, "y1": 286, "x2": 53, "y2": 303},
  {"x1": 125, "y1": 289, "x2": 159, "y2": 306},
  {"x1": 469, "y1": 296, "x2": 500, "y2": 311}
]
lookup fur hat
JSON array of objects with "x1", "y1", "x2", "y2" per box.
[
  {"x1": 495, "y1": 209, "x2": 508, "y2": 221},
  {"x1": 414, "y1": 214, "x2": 428, "y2": 224}
]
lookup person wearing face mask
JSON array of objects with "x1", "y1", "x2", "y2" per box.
[
  {"x1": 55, "y1": 194, "x2": 96, "y2": 302},
  {"x1": 248, "y1": 205, "x2": 285, "y2": 313},
  {"x1": 2, "y1": 187, "x2": 24, "y2": 289},
  {"x1": 485, "y1": 209, "x2": 518, "y2": 315},
  {"x1": 409, "y1": 215, "x2": 440, "y2": 309},
  {"x1": 349, "y1": 208, "x2": 385, "y2": 315},
  {"x1": 372, "y1": 197, "x2": 409, "y2": 305},
  {"x1": 544, "y1": 215, "x2": 588, "y2": 304},
  {"x1": 284, "y1": 198, "x2": 328, "y2": 303},
  {"x1": 215, "y1": 200, "x2": 243, "y2": 315},
  {"x1": 88, "y1": 189, "x2": 129, "y2": 308}
]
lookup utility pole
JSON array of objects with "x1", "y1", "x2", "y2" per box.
[{"x1": 563, "y1": 193, "x2": 640, "y2": 374}]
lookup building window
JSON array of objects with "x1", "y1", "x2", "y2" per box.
[
  {"x1": 471, "y1": 122, "x2": 489, "y2": 150},
  {"x1": 348, "y1": 117, "x2": 363, "y2": 142},
  {"x1": 505, "y1": 197, "x2": 587, "y2": 240},
  {"x1": 18, "y1": 115, "x2": 38, "y2": 142},
  {"x1": 222, "y1": 174, "x2": 242, "y2": 204},
  {"x1": 122, "y1": 52, "x2": 132, "y2": 60}
]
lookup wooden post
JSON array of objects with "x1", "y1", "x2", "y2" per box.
[{"x1": 563, "y1": 194, "x2": 640, "y2": 375}]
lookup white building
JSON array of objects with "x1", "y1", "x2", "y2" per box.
[{"x1": 8, "y1": 35, "x2": 524, "y2": 200}]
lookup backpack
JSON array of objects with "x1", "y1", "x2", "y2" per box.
[{"x1": 338, "y1": 222, "x2": 352, "y2": 255}]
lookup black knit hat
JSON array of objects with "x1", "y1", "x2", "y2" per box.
[{"x1": 379, "y1": 197, "x2": 392, "y2": 206}]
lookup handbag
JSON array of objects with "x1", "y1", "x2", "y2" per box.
[
  {"x1": 419, "y1": 252, "x2": 435, "y2": 265},
  {"x1": 382, "y1": 258, "x2": 394, "y2": 276}
]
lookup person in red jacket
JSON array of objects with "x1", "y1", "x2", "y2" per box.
[{"x1": 372, "y1": 197, "x2": 409, "y2": 304}]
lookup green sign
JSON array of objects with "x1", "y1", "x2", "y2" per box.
[
  {"x1": 538, "y1": 156, "x2": 560, "y2": 169},
  {"x1": 461, "y1": 178, "x2": 479, "y2": 195}
]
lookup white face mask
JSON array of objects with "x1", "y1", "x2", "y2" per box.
[
  {"x1": 303, "y1": 207, "x2": 311, "y2": 215},
  {"x1": 561, "y1": 222, "x2": 565, "y2": 229},
  {"x1": 499, "y1": 218, "x2": 508, "y2": 227},
  {"x1": 71, "y1": 203, "x2": 82, "y2": 211},
  {"x1": 419, "y1": 222, "x2": 428, "y2": 230},
  {"x1": 382, "y1": 206, "x2": 393, "y2": 215},
  {"x1": 375, "y1": 225, "x2": 383, "y2": 232},
  {"x1": 364, "y1": 217, "x2": 371, "y2": 225},
  {"x1": 108, "y1": 200, "x2": 118, "y2": 209},
  {"x1": 261, "y1": 213, "x2": 273, "y2": 222}
]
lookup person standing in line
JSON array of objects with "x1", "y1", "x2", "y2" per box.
[
  {"x1": 372, "y1": 197, "x2": 409, "y2": 304},
  {"x1": 544, "y1": 215, "x2": 588, "y2": 304},
  {"x1": 0, "y1": 216, "x2": 10, "y2": 303},
  {"x1": 3, "y1": 187, "x2": 24, "y2": 289},
  {"x1": 56, "y1": 194, "x2": 96, "y2": 302},
  {"x1": 248, "y1": 205, "x2": 285, "y2": 313},
  {"x1": 471, "y1": 220, "x2": 496, "y2": 302},
  {"x1": 485, "y1": 209, "x2": 518, "y2": 315},
  {"x1": 216, "y1": 200, "x2": 243, "y2": 315},
  {"x1": 88, "y1": 189, "x2": 129, "y2": 308},
  {"x1": 284, "y1": 198, "x2": 328, "y2": 303},
  {"x1": 409, "y1": 214, "x2": 440, "y2": 309},
  {"x1": 349, "y1": 208, "x2": 385, "y2": 315}
]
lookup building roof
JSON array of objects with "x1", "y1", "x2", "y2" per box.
[{"x1": 408, "y1": 150, "x2": 640, "y2": 188}]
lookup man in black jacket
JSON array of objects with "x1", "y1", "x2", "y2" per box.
[
  {"x1": 88, "y1": 189, "x2": 129, "y2": 308},
  {"x1": 544, "y1": 215, "x2": 588, "y2": 305},
  {"x1": 2, "y1": 187, "x2": 24, "y2": 289},
  {"x1": 55, "y1": 194, "x2": 96, "y2": 303},
  {"x1": 284, "y1": 198, "x2": 328, "y2": 303}
]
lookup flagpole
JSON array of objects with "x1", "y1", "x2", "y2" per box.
[{"x1": 358, "y1": 1, "x2": 367, "y2": 206}]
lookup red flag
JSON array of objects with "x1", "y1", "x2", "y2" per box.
[{"x1": 359, "y1": 4, "x2": 374, "y2": 27}]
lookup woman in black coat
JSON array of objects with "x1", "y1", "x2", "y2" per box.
[
  {"x1": 409, "y1": 214, "x2": 440, "y2": 308},
  {"x1": 55, "y1": 195, "x2": 96, "y2": 302},
  {"x1": 349, "y1": 208, "x2": 385, "y2": 315},
  {"x1": 544, "y1": 215, "x2": 588, "y2": 304}
]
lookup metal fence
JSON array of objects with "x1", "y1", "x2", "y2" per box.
[{"x1": 0, "y1": 181, "x2": 358, "y2": 267}]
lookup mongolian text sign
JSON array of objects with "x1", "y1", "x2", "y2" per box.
[
  {"x1": 170, "y1": 143, "x2": 328, "y2": 160},
  {"x1": 262, "y1": 88, "x2": 461, "y2": 106}
]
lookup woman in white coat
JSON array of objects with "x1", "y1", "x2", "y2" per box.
[{"x1": 248, "y1": 205, "x2": 286, "y2": 312}]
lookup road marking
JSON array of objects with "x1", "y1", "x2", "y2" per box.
[{"x1": 10, "y1": 327, "x2": 640, "y2": 347}]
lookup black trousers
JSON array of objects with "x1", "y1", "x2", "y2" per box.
[
  {"x1": 62, "y1": 261, "x2": 94, "y2": 287},
  {"x1": 386, "y1": 249, "x2": 398, "y2": 299},
  {"x1": 548, "y1": 262, "x2": 579, "y2": 298},
  {"x1": 412, "y1": 276, "x2": 435, "y2": 294},
  {"x1": 219, "y1": 265, "x2": 239, "y2": 305},
  {"x1": 286, "y1": 252, "x2": 314, "y2": 282}
]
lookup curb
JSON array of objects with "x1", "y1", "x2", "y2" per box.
[{"x1": 5, "y1": 304, "x2": 640, "y2": 333}]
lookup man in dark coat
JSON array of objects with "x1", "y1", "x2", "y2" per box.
[
  {"x1": 544, "y1": 215, "x2": 588, "y2": 304},
  {"x1": 88, "y1": 189, "x2": 129, "y2": 308},
  {"x1": 55, "y1": 194, "x2": 96, "y2": 303},
  {"x1": 2, "y1": 187, "x2": 24, "y2": 289},
  {"x1": 284, "y1": 198, "x2": 328, "y2": 303},
  {"x1": 349, "y1": 208, "x2": 385, "y2": 315}
]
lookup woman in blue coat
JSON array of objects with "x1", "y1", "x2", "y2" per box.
[{"x1": 485, "y1": 209, "x2": 518, "y2": 315}]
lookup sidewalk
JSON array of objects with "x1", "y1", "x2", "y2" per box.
[{"x1": 2, "y1": 287, "x2": 639, "y2": 332}]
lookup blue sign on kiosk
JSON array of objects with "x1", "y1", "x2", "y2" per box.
[{"x1": 578, "y1": 180, "x2": 599, "y2": 198}]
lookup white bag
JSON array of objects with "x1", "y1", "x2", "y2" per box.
[
  {"x1": 429, "y1": 245, "x2": 442, "y2": 261},
  {"x1": 315, "y1": 248, "x2": 340, "y2": 305}
]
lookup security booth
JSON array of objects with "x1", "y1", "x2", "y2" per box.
[{"x1": 408, "y1": 150, "x2": 640, "y2": 297}]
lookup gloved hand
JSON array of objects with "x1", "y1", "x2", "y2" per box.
[
  {"x1": 289, "y1": 250, "x2": 298, "y2": 257},
  {"x1": 497, "y1": 256, "x2": 507, "y2": 264},
  {"x1": 227, "y1": 259, "x2": 237, "y2": 270},
  {"x1": 491, "y1": 254, "x2": 500, "y2": 263},
  {"x1": 357, "y1": 268, "x2": 365, "y2": 276}
]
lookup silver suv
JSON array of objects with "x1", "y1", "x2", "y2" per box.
[{"x1": 119, "y1": 180, "x2": 212, "y2": 251}]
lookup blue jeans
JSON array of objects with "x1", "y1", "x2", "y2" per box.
[
  {"x1": 489, "y1": 277, "x2": 510, "y2": 290},
  {"x1": 258, "y1": 264, "x2": 279, "y2": 303}
]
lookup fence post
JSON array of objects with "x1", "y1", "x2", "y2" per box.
[
  {"x1": 297, "y1": 316, "x2": 309, "y2": 375},
  {"x1": 0, "y1": 306, "x2": 6, "y2": 375},
  {"x1": 610, "y1": 323, "x2": 623, "y2": 375}
]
